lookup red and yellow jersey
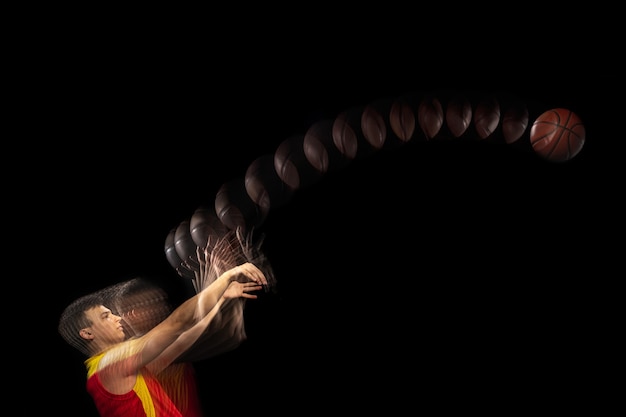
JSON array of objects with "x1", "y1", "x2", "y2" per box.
[{"x1": 85, "y1": 352, "x2": 183, "y2": 417}]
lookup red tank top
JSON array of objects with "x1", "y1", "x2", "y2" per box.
[{"x1": 85, "y1": 353, "x2": 187, "y2": 417}]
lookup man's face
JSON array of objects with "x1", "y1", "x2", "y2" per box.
[{"x1": 84, "y1": 305, "x2": 125, "y2": 346}]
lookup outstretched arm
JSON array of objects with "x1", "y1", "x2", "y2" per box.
[
  {"x1": 141, "y1": 262, "x2": 266, "y2": 366},
  {"x1": 101, "y1": 261, "x2": 266, "y2": 389},
  {"x1": 149, "y1": 280, "x2": 263, "y2": 372}
]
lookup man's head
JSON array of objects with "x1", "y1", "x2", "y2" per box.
[{"x1": 58, "y1": 290, "x2": 125, "y2": 356}]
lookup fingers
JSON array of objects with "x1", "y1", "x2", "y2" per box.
[
  {"x1": 242, "y1": 293, "x2": 258, "y2": 299},
  {"x1": 242, "y1": 282, "x2": 262, "y2": 298},
  {"x1": 226, "y1": 281, "x2": 262, "y2": 300},
  {"x1": 237, "y1": 262, "x2": 268, "y2": 285},
  {"x1": 243, "y1": 283, "x2": 263, "y2": 292}
]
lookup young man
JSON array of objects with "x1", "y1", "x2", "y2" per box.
[{"x1": 58, "y1": 261, "x2": 268, "y2": 417}]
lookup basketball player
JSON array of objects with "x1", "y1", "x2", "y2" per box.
[{"x1": 58, "y1": 260, "x2": 268, "y2": 417}]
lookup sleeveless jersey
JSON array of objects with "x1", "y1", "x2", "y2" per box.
[{"x1": 85, "y1": 352, "x2": 182, "y2": 417}]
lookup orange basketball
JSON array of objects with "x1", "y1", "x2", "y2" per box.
[{"x1": 530, "y1": 108, "x2": 585, "y2": 162}]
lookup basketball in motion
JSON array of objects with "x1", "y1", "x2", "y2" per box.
[
  {"x1": 473, "y1": 95, "x2": 500, "y2": 140},
  {"x1": 530, "y1": 108, "x2": 585, "y2": 162}
]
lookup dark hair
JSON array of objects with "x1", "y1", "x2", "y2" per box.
[{"x1": 58, "y1": 291, "x2": 106, "y2": 356}]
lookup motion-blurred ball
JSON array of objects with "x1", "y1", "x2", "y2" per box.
[
  {"x1": 335, "y1": 106, "x2": 376, "y2": 159},
  {"x1": 164, "y1": 228, "x2": 195, "y2": 279},
  {"x1": 389, "y1": 98, "x2": 416, "y2": 143},
  {"x1": 361, "y1": 105, "x2": 387, "y2": 150},
  {"x1": 215, "y1": 178, "x2": 267, "y2": 231},
  {"x1": 274, "y1": 134, "x2": 321, "y2": 191},
  {"x1": 445, "y1": 94, "x2": 472, "y2": 138},
  {"x1": 530, "y1": 108, "x2": 585, "y2": 162},
  {"x1": 174, "y1": 220, "x2": 198, "y2": 265},
  {"x1": 245, "y1": 154, "x2": 293, "y2": 211},
  {"x1": 502, "y1": 101, "x2": 529, "y2": 144},
  {"x1": 304, "y1": 119, "x2": 350, "y2": 174},
  {"x1": 418, "y1": 95, "x2": 444, "y2": 139},
  {"x1": 190, "y1": 206, "x2": 228, "y2": 249},
  {"x1": 473, "y1": 96, "x2": 500, "y2": 139},
  {"x1": 332, "y1": 112, "x2": 359, "y2": 159}
]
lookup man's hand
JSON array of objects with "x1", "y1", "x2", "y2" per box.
[
  {"x1": 223, "y1": 281, "x2": 264, "y2": 299},
  {"x1": 231, "y1": 262, "x2": 268, "y2": 287}
]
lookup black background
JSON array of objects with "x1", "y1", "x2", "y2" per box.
[{"x1": 24, "y1": 10, "x2": 618, "y2": 416}]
